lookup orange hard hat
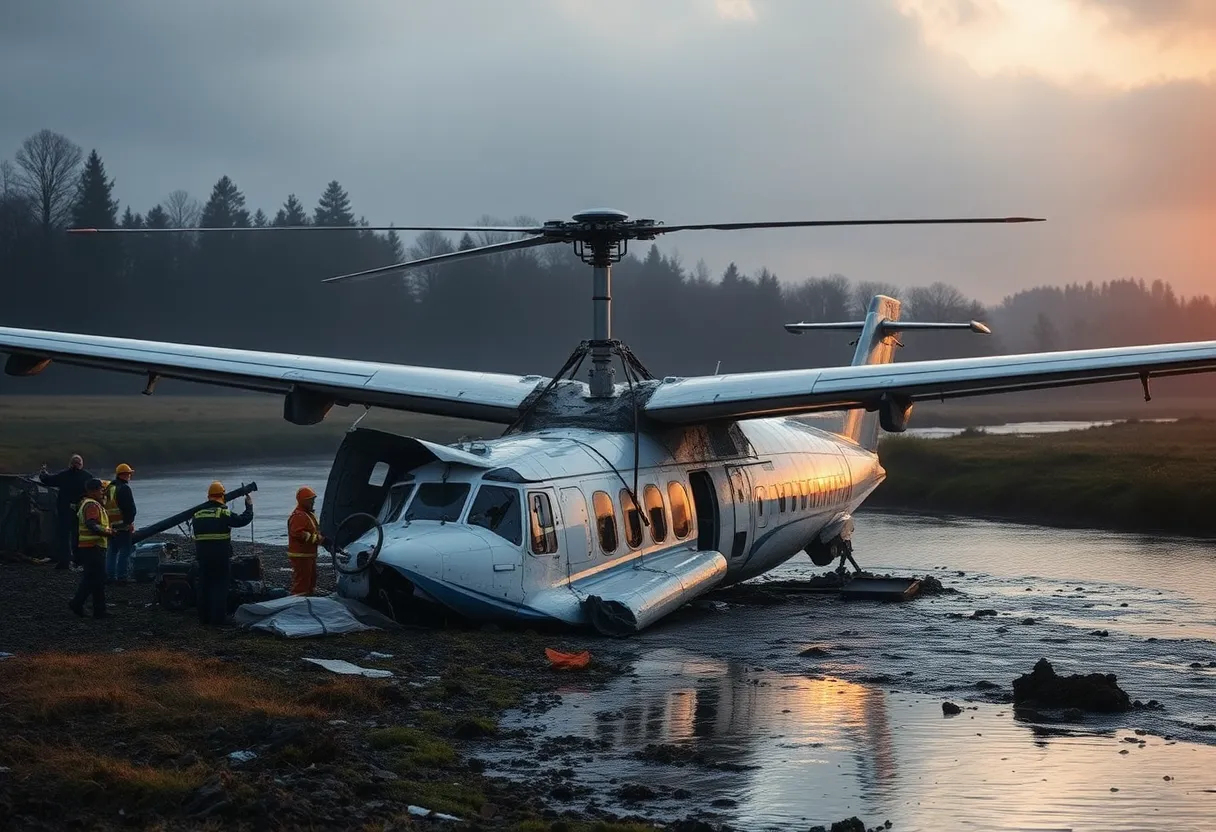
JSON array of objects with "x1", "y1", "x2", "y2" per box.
[
  {"x1": 296, "y1": 486, "x2": 317, "y2": 502},
  {"x1": 207, "y1": 481, "x2": 226, "y2": 500},
  {"x1": 115, "y1": 463, "x2": 134, "y2": 476}
]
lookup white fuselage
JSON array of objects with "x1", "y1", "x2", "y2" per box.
[{"x1": 336, "y1": 416, "x2": 884, "y2": 630}]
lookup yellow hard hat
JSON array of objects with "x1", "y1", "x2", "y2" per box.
[
  {"x1": 296, "y1": 486, "x2": 317, "y2": 502},
  {"x1": 115, "y1": 463, "x2": 134, "y2": 476},
  {"x1": 207, "y1": 481, "x2": 226, "y2": 500}
]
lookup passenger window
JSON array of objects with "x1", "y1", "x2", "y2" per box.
[
  {"x1": 800, "y1": 481, "x2": 808, "y2": 510},
  {"x1": 644, "y1": 484, "x2": 667, "y2": 543},
  {"x1": 620, "y1": 488, "x2": 644, "y2": 549},
  {"x1": 755, "y1": 486, "x2": 767, "y2": 528},
  {"x1": 528, "y1": 492, "x2": 558, "y2": 554},
  {"x1": 593, "y1": 491, "x2": 618, "y2": 554},
  {"x1": 778, "y1": 483, "x2": 786, "y2": 514},
  {"x1": 377, "y1": 481, "x2": 415, "y2": 524},
  {"x1": 468, "y1": 485, "x2": 523, "y2": 546},
  {"x1": 668, "y1": 481, "x2": 692, "y2": 540}
]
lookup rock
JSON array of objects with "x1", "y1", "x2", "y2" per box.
[
  {"x1": 800, "y1": 646, "x2": 830, "y2": 657},
  {"x1": 710, "y1": 798, "x2": 737, "y2": 808},
  {"x1": 185, "y1": 778, "x2": 230, "y2": 818},
  {"x1": 1021, "y1": 618, "x2": 1037, "y2": 625},
  {"x1": 1012, "y1": 658, "x2": 1131, "y2": 713},
  {"x1": 942, "y1": 702, "x2": 962, "y2": 716},
  {"x1": 974, "y1": 680, "x2": 1000, "y2": 690},
  {"x1": 616, "y1": 783, "x2": 656, "y2": 802},
  {"x1": 971, "y1": 609, "x2": 998, "y2": 619},
  {"x1": 1091, "y1": 630, "x2": 1109, "y2": 637},
  {"x1": 830, "y1": 819, "x2": 866, "y2": 832}
]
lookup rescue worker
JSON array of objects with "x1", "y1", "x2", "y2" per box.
[
  {"x1": 191, "y1": 481, "x2": 254, "y2": 627},
  {"x1": 39, "y1": 454, "x2": 94, "y2": 570},
  {"x1": 103, "y1": 463, "x2": 137, "y2": 583},
  {"x1": 69, "y1": 478, "x2": 114, "y2": 618},
  {"x1": 288, "y1": 486, "x2": 330, "y2": 596}
]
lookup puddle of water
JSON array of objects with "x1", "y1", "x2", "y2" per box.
[{"x1": 479, "y1": 648, "x2": 1216, "y2": 832}]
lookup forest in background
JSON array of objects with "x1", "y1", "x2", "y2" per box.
[{"x1": 3, "y1": 128, "x2": 1215, "y2": 397}]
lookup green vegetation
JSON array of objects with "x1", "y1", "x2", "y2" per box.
[
  {"x1": 873, "y1": 418, "x2": 1216, "y2": 535},
  {"x1": 0, "y1": 394, "x2": 496, "y2": 472}
]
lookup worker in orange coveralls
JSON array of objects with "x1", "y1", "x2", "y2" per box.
[{"x1": 287, "y1": 486, "x2": 330, "y2": 595}]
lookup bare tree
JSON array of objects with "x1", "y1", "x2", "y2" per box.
[
  {"x1": 14, "y1": 129, "x2": 83, "y2": 230},
  {"x1": 907, "y1": 281, "x2": 971, "y2": 320},
  {"x1": 164, "y1": 189, "x2": 202, "y2": 228},
  {"x1": 0, "y1": 159, "x2": 17, "y2": 196},
  {"x1": 851, "y1": 280, "x2": 901, "y2": 316}
]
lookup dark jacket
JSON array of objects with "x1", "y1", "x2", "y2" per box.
[
  {"x1": 107, "y1": 480, "x2": 137, "y2": 530},
  {"x1": 191, "y1": 499, "x2": 254, "y2": 559},
  {"x1": 41, "y1": 466, "x2": 94, "y2": 510}
]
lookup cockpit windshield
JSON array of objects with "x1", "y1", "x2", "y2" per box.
[
  {"x1": 377, "y1": 481, "x2": 416, "y2": 524},
  {"x1": 405, "y1": 483, "x2": 471, "y2": 522}
]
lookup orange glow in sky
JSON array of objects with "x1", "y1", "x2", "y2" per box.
[{"x1": 896, "y1": 0, "x2": 1216, "y2": 89}]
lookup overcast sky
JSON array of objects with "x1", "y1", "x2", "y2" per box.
[{"x1": 2, "y1": 0, "x2": 1213, "y2": 305}]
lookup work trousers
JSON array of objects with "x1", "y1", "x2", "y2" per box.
[
  {"x1": 196, "y1": 554, "x2": 230, "y2": 626},
  {"x1": 71, "y1": 547, "x2": 107, "y2": 616},
  {"x1": 106, "y1": 530, "x2": 133, "y2": 580},
  {"x1": 56, "y1": 508, "x2": 76, "y2": 568},
  {"x1": 289, "y1": 556, "x2": 317, "y2": 596}
]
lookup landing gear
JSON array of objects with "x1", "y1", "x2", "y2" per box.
[{"x1": 805, "y1": 535, "x2": 863, "y2": 575}]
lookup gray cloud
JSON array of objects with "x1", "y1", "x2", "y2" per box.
[{"x1": 1, "y1": 0, "x2": 1212, "y2": 305}]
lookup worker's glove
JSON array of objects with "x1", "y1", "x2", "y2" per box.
[{"x1": 244, "y1": 495, "x2": 254, "y2": 508}]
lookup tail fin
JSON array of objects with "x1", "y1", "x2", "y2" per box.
[{"x1": 785, "y1": 295, "x2": 991, "y2": 450}]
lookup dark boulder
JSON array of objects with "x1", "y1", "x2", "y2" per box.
[{"x1": 1012, "y1": 658, "x2": 1131, "y2": 713}]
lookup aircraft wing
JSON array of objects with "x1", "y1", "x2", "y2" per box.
[
  {"x1": 0, "y1": 327, "x2": 545, "y2": 424},
  {"x1": 643, "y1": 341, "x2": 1216, "y2": 423}
]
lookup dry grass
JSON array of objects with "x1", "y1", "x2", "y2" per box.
[
  {"x1": 2, "y1": 648, "x2": 325, "y2": 725},
  {"x1": 4, "y1": 741, "x2": 211, "y2": 806}
]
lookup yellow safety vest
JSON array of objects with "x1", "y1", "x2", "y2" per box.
[
  {"x1": 103, "y1": 482, "x2": 125, "y2": 527},
  {"x1": 192, "y1": 505, "x2": 234, "y2": 542},
  {"x1": 77, "y1": 497, "x2": 111, "y2": 549}
]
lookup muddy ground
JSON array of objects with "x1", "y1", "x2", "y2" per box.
[{"x1": 0, "y1": 541, "x2": 677, "y2": 832}]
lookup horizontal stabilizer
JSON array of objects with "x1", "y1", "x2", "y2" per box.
[{"x1": 784, "y1": 320, "x2": 991, "y2": 335}]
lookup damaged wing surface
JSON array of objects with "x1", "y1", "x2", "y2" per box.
[
  {"x1": 644, "y1": 341, "x2": 1216, "y2": 423},
  {"x1": 0, "y1": 327, "x2": 546, "y2": 424}
]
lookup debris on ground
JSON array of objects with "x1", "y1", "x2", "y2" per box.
[
  {"x1": 1012, "y1": 658, "x2": 1132, "y2": 713},
  {"x1": 942, "y1": 701, "x2": 962, "y2": 715},
  {"x1": 545, "y1": 648, "x2": 592, "y2": 670},
  {"x1": 301, "y1": 657, "x2": 394, "y2": 678}
]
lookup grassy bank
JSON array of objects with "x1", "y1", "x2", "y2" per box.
[
  {"x1": 0, "y1": 395, "x2": 497, "y2": 473},
  {"x1": 0, "y1": 543, "x2": 656, "y2": 831},
  {"x1": 873, "y1": 418, "x2": 1216, "y2": 536}
]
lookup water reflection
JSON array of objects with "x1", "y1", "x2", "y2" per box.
[{"x1": 481, "y1": 647, "x2": 1216, "y2": 831}]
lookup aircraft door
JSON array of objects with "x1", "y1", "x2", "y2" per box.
[
  {"x1": 559, "y1": 487, "x2": 594, "y2": 573},
  {"x1": 725, "y1": 467, "x2": 754, "y2": 560}
]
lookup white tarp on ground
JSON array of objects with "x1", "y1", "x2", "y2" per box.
[
  {"x1": 301, "y1": 658, "x2": 394, "y2": 678},
  {"x1": 233, "y1": 594, "x2": 399, "y2": 638}
]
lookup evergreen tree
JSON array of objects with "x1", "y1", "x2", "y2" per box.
[
  {"x1": 252, "y1": 209, "x2": 268, "y2": 228},
  {"x1": 70, "y1": 150, "x2": 118, "y2": 229},
  {"x1": 314, "y1": 180, "x2": 354, "y2": 226},
  {"x1": 144, "y1": 205, "x2": 170, "y2": 229},
  {"x1": 200, "y1": 176, "x2": 250, "y2": 228},
  {"x1": 273, "y1": 193, "x2": 309, "y2": 226},
  {"x1": 120, "y1": 207, "x2": 143, "y2": 229}
]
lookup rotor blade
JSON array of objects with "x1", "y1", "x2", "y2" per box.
[
  {"x1": 67, "y1": 224, "x2": 547, "y2": 235},
  {"x1": 650, "y1": 217, "x2": 1045, "y2": 234},
  {"x1": 322, "y1": 235, "x2": 560, "y2": 284}
]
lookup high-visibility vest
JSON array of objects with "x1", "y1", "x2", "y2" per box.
[
  {"x1": 288, "y1": 509, "x2": 321, "y2": 558},
  {"x1": 103, "y1": 482, "x2": 126, "y2": 528},
  {"x1": 192, "y1": 504, "x2": 234, "y2": 542},
  {"x1": 77, "y1": 498, "x2": 111, "y2": 549}
]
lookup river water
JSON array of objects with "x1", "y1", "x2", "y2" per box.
[{"x1": 130, "y1": 426, "x2": 1216, "y2": 831}]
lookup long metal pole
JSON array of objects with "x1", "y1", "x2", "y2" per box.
[{"x1": 588, "y1": 260, "x2": 615, "y2": 398}]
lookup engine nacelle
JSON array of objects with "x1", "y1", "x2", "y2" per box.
[{"x1": 878, "y1": 392, "x2": 914, "y2": 433}]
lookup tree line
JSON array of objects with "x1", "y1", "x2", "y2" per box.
[{"x1": 2, "y1": 129, "x2": 1214, "y2": 397}]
